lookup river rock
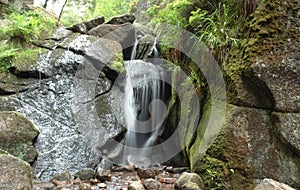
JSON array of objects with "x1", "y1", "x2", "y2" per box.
[
  {"x1": 137, "y1": 168, "x2": 156, "y2": 179},
  {"x1": 75, "y1": 168, "x2": 95, "y2": 181},
  {"x1": 67, "y1": 16, "x2": 105, "y2": 34},
  {"x1": 175, "y1": 172, "x2": 204, "y2": 190},
  {"x1": 254, "y1": 179, "x2": 296, "y2": 190},
  {"x1": 106, "y1": 14, "x2": 135, "y2": 24},
  {"x1": 0, "y1": 111, "x2": 39, "y2": 163},
  {"x1": 128, "y1": 180, "x2": 145, "y2": 190},
  {"x1": 143, "y1": 178, "x2": 162, "y2": 189},
  {"x1": 0, "y1": 154, "x2": 33, "y2": 190},
  {"x1": 52, "y1": 171, "x2": 72, "y2": 183}
]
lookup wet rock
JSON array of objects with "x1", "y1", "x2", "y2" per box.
[
  {"x1": 254, "y1": 179, "x2": 296, "y2": 190},
  {"x1": 0, "y1": 154, "x2": 33, "y2": 190},
  {"x1": 272, "y1": 112, "x2": 300, "y2": 156},
  {"x1": 128, "y1": 180, "x2": 145, "y2": 190},
  {"x1": 143, "y1": 178, "x2": 162, "y2": 189},
  {"x1": 68, "y1": 16, "x2": 105, "y2": 34},
  {"x1": 137, "y1": 168, "x2": 156, "y2": 179},
  {"x1": 75, "y1": 168, "x2": 95, "y2": 181},
  {"x1": 175, "y1": 172, "x2": 204, "y2": 190},
  {"x1": 96, "y1": 168, "x2": 112, "y2": 182},
  {"x1": 79, "y1": 183, "x2": 91, "y2": 190},
  {"x1": 106, "y1": 14, "x2": 135, "y2": 24},
  {"x1": 52, "y1": 171, "x2": 72, "y2": 183},
  {"x1": 0, "y1": 111, "x2": 39, "y2": 163}
]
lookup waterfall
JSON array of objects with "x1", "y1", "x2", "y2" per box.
[{"x1": 123, "y1": 38, "x2": 169, "y2": 166}]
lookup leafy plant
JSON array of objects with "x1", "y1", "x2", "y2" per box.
[
  {"x1": 1, "y1": 8, "x2": 56, "y2": 45},
  {"x1": 0, "y1": 41, "x2": 18, "y2": 72}
]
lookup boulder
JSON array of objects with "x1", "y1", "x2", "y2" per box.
[
  {"x1": 88, "y1": 23, "x2": 135, "y2": 60},
  {"x1": 106, "y1": 14, "x2": 135, "y2": 24},
  {"x1": 2, "y1": 31, "x2": 125, "y2": 180},
  {"x1": 67, "y1": 16, "x2": 105, "y2": 34},
  {"x1": 254, "y1": 179, "x2": 296, "y2": 190},
  {"x1": 0, "y1": 154, "x2": 33, "y2": 190},
  {"x1": 175, "y1": 172, "x2": 204, "y2": 190},
  {"x1": 190, "y1": 105, "x2": 300, "y2": 189},
  {"x1": 0, "y1": 111, "x2": 39, "y2": 163}
]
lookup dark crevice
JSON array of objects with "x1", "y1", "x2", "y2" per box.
[{"x1": 8, "y1": 67, "x2": 49, "y2": 80}]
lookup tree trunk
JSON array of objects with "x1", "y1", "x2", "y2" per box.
[{"x1": 58, "y1": 0, "x2": 67, "y2": 21}]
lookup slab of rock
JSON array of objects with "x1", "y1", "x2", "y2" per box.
[
  {"x1": 67, "y1": 16, "x2": 105, "y2": 34},
  {"x1": 0, "y1": 111, "x2": 39, "y2": 163},
  {"x1": 106, "y1": 14, "x2": 135, "y2": 24},
  {"x1": 175, "y1": 172, "x2": 204, "y2": 190},
  {"x1": 0, "y1": 154, "x2": 33, "y2": 190},
  {"x1": 255, "y1": 179, "x2": 296, "y2": 190}
]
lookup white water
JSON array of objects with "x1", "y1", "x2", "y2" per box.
[{"x1": 123, "y1": 38, "x2": 168, "y2": 166}]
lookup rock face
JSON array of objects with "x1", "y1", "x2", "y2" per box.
[
  {"x1": 0, "y1": 154, "x2": 33, "y2": 190},
  {"x1": 254, "y1": 179, "x2": 296, "y2": 190},
  {"x1": 0, "y1": 111, "x2": 39, "y2": 163},
  {"x1": 0, "y1": 24, "x2": 127, "y2": 179},
  {"x1": 185, "y1": 0, "x2": 300, "y2": 189}
]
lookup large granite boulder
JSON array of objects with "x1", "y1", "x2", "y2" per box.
[
  {"x1": 0, "y1": 111, "x2": 39, "y2": 163},
  {"x1": 0, "y1": 154, "x2": 33, "y2": 190},
  {"x1": 0, "y1": 27, "x2": 126, "y2": 180}
]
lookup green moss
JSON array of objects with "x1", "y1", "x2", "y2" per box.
[
  {"x1": 111, "y1": 53, "x2": 125, "y2": 73},
  {"x1": 12, "y1": 48, "x2": 47, "y2": 71},
  {"x1": 0, "y1": 142, "x2": 38, "y2": 164}
]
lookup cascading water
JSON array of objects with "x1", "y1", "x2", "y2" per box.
[{"x1": 123, "y1": 38, "x2": 169, "y2": 166}]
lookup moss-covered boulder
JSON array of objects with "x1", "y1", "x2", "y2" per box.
[
  {"x1": 0, "y1": 154, "x2": 33, "y2": 190},
  {"x1": 190, "y1": 104, "x2": 300, "y2": 189},
  {"x1": 0, "y1": 111, "x2": 39, "y2": 163},
  {"x1": 225, "y1": 0, "x2": 300, "y2": 112}
]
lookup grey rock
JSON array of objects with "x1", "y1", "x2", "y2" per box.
[
  {"x1": 106, "y1": 14, "x2": 135, "y2": 24},
  {"x1": 175, "y1": 172, "x2": 204, "y2": 190},
  {"x1": 0, "y1": 154, "x2": 33, "y2": 190},
  {"x1": 88, "y1": 23, "x2": 135, "y2": 60},
  {"x1": 255, "y1": 179, "x2": 296, "y2": 190},
  {"x1": 68, "y1": 16, "x2": 105, "y2": 34}
]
